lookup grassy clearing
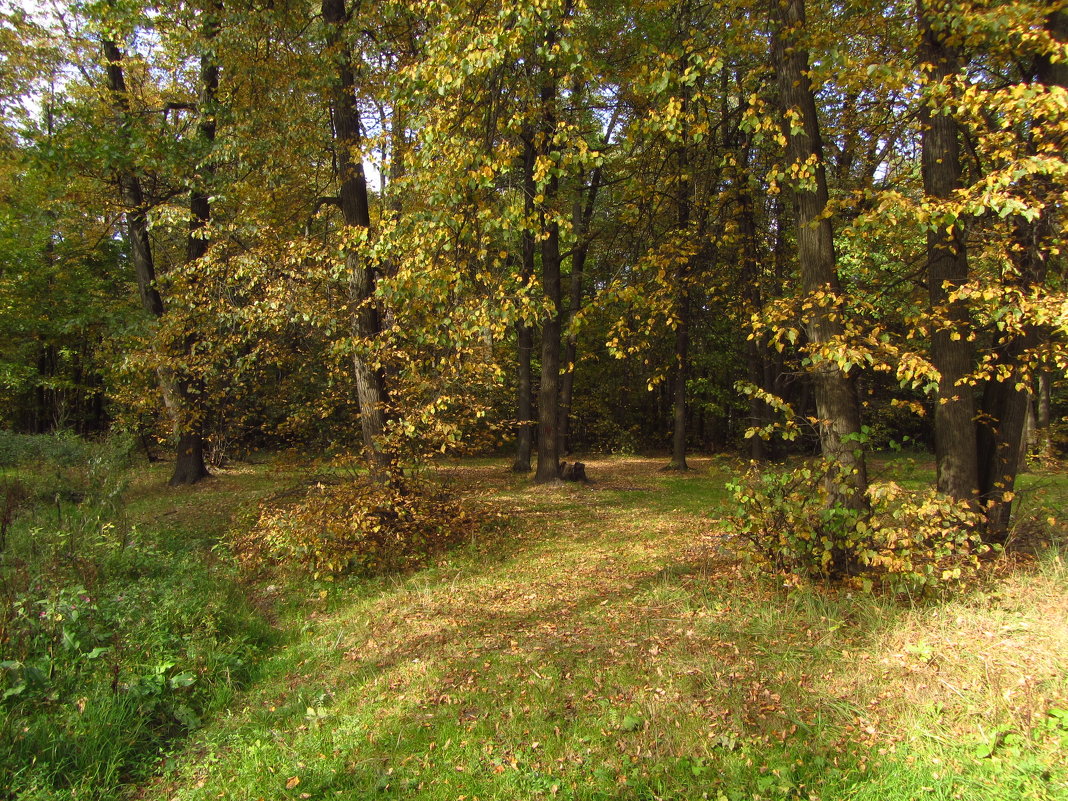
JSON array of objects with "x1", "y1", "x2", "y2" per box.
[{"x1": 142, "y1": 455, "x2": 1068, "y2": 801}]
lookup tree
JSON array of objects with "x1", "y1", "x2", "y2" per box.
[
  {"x1": 321, "y1": 0, "x2": 392, "y2": 474},
  {"x1": 770, "y1": 0, "x2": 869, "y2": 525}
]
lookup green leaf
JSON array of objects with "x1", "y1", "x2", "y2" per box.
[{"x1": 621, "y1": 715, "x2": 643, "y2": 732}]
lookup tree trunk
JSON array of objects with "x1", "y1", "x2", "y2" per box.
[
  {"x1": 667, "y1": 296, "x2": 690, "y2": 470},
  {"x1": 919, "y1": 1, "x2": 978, "y2": 502},
  {"x1": 666, "y1": 77, "x2": 693, "y2": 472},
  {"x1": 558, "y1": 167, "x2": 601, "y2": 456},
  {"x1": 170, "y1": 10, "x2": 221, "y2": 487},
  {"x1": 322, "y1": 0, "x2": 391, "y2": 473},
  {"x1": 535, "y1": 29, "x2": 563, "y2": 484},
  {"x1": 105, "y1": 38, "x2": 211, "y2": 484},
  {"x1": 103, "y1": 40, "x2": 165, "y2": 321},
  {"x1": 976, "y1": 9, "x2": 1066, "y2": 537},
  {"x1": 738, "y1": 136, "x2": 773, "y2": 461},
  {"x1": 513, "y1": 137, "x2": 536, "y2": 473},
  {"x1": 772, "y1": 0, "x2": 868, "y2": 521}
]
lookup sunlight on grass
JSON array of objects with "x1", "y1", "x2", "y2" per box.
[{"x1": 141, "y1": 455, "x2": 1068, "y2": 801}]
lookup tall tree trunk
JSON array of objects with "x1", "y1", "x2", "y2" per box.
[
  {"x1": 322, "y1": 0, "x2": 391, "y2": 473},
  {"x1": 667, "y1": 294, "x2": 690, "y2": 470},
  {"x1": 558, "y1": 167, "x2": 601, "y2": 456},
  {"x1": 103, "y1": 40, "x2": 165, "y2": 321},
  {"x1": 513, "y1": 136, "x2": 536, "y2": 473},
  {"x1": 535, "y1": 40, "x2": 563, "y2": 484},
  {"x1": 738, "y1": 136, "x2": 772, "y2": 461},
  {"x1": 666, "y1": 74, "x2": 694, "y2": 472},
  {"x1": 772, "y1": 0, "x2": 868, "y2": 522},
  {"x1": 976, "y1": 9, "x2": 1066, "y2": 537},
  {"x1": 170, "y1": 9, "x2": 221, "y2": 487},
  {"x1": 104, "y1": 39, "x2": 212, "y2": 484},
  {"x1": 919, "y1": 0, "x2": 978, "y2": 502},
  {"x1": 1036, "y1": 371, "x2": 1052, "y2": 454}
]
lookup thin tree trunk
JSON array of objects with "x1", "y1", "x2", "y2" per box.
[
  {"x1": 170, "y1": 9, "x2": 221, "y2": 486},
  {"x1": 558, "y1": 167, "x2": 601, "y2": 456},
  {"x1": 104, "y1": 39, "x2": 211, "y2": 484},
  {"x1": 919, "y1": 0, "x2": 978, "y2": 502},
  {"x1": 667, "y1": 295, "x2": 690, "y2": 469},
  {"x1": 535, "y1": 40, "x2": 562, "y2": 484},
  {"x1": 513, "y1": 137, "x2": 536, "y2": 473},
  {"x1": 1037, "y1": 371, "x2": 1051, "y2": 426},
  {"x1": 666, "y1": 71, "x2": 694, "y2": 472},
  {"x1": 322, "y1": 0, "x2": 391, "y2": 474},
  {"x1": 772, "y1": 0, "x2": 868, "y2": 527},
  {"x1": 103, "y1": 40, "x2": 165, "y2": 321},
  {"x1": 738, "y1": 136, "x2": 771, "y2": 461}
]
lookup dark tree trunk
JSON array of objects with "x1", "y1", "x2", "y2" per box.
[
  {"x1": 105, "y1": 39, "x2": 211, "y2": 484},
  {"x1": 535, "y1": 30, "x2": 563, "y2": 484},
  {"x1": 169, "y1": 11, "x2": 221, "y2": 487},
  {"x1": 103, "y1": 40, "x2": 165, "y2": 321},
  {"x1": 666, "y1": 76, "x2": 694, "y2": 472},
  {"x1": 322, "y1": 0, "x2": 391, "y2": 474},
  {"x1": 667, "y1": 297, "x2": 690, "y2": 470},
  {"x1": 919, "y1": 1, "x2": 978, "y2": 502},
  {"x1": 513, "y1": 135, "x2": 536, "y2": 472},
  {"x1": 772, "y1": 0, "x2": 868, "y2": 519},
  {"x1": 976, "y1": 9, "x2": 1066, "y2": 537},
  {"x1": 738, "y1": 136, "x2": 773, "y2": 461},
  {"x1": 558, "y1": 165, "x2": 601, "y2": 456}
]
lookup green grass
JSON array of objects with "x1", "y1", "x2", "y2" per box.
[
  {"x1": 5, "y1": 446, "x2": 1068, "y2": 800},
  {"x1": 141, "y1": 454, "x2": 1068, "y2": 801},
  {"x1": 0, "y1": 442, "x2": 287, "y2": 800}
]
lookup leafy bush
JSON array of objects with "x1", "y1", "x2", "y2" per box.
[
  {"x1": 238, "y1": 474, "x2": 476, "y2": 578},
  {"x1": 0, "y1": 561, "x2": 270, "y2": 798},
  {"x1": 726, "y1": 462, "x2": 987, "y2": 594}
]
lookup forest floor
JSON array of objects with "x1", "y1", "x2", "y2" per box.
[{"x1": 126, "y1": 453, "x2": 1068, "y2": 801}]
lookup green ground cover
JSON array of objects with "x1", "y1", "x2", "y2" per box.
[{"x1": 3, "y1": 445, "x2": 1067, "y2": 800}]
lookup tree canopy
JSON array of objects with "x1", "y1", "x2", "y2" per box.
[{"x1": 1, "y1": 0, "x2": 1065, "y2": 541}]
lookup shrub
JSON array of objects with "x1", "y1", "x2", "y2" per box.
[
  {"x1": 726, "y1": 462, "x2": 988, "y2": 594},
  {"x1": 236, "y1": 474, "x2": 476, "y2": 578}
]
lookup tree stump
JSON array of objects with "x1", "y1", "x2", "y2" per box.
[{"x1": 558, "y1": 461, "x2": 588, "y2": 482}]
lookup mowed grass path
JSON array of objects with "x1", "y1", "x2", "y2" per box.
[{"x1": 148, "y1": 456, "x2": 1068, "y2": 801}]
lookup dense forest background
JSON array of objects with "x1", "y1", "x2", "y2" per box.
[{"x1": 0, "y1": 0, "x2": 1066, "y2": 528}]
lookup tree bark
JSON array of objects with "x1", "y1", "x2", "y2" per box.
[
  {"x1": 170, "y1": 8, "x2": 221, "y2": 487},
  {"x1": 105, "y1": 38, "x2": 211, "y2": 484},
  {"x1": 558, "y1": 167, "x2": 600, "y2": 456},
  {"x1": 667, "y1": 295, "x2": 690, "y2": 470},
  {"x1": 919, "y1": 0, "x2": 978, "y2": 502},
  {"x1": 772, "y1": 0, "x2": 868, "y2": 519},
  {"x1": 322, "y1": 0, "x2": 391, "y2": 474},
  {"x1": 535, "y1": 43, "x2": 563, "y2": 484},
  {"x1": 103, "y1": 40, "x2": 165, "y2": 320},
  {"x1": 513, "y1": 135, "x2": 537, "y2": 472},
  {"x1": 665, "y1": 73, "x2": 694, "y2": 472},
  {"x1": 976, "y1": 9, "x2": 1066, "y2": 537},
  {"x1": 738, "y1": 136, "x2": 773, "y2": 461}
]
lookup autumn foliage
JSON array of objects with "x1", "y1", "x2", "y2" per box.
[{"x1": 236, "y1": 474, "x2": 477, "y2": 579}]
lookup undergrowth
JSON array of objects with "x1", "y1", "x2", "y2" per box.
[
  {"x1": 726, "y1": 460, "x2": 990, "y2": 595},
  {"x1": 0, "y1": 433, "x2": 275, "y2": 800}
]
